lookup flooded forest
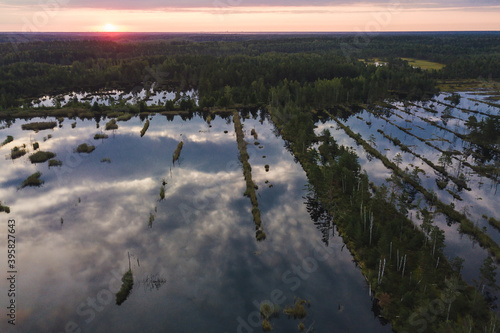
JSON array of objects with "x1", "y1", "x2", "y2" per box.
[{"x1": 0, "y1": 32, "x2": 499, "y2": 332}]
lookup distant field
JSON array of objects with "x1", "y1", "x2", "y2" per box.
[
  {"x1": 401, "y1": 58, "x2": 446, "y2": 70},
  {"x1": 438, "y1": 79, "x2": 500, "y2": 92}
]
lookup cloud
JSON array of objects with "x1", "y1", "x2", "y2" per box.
[{"x1": 2, "y1": 0, "x2": 498, "y2": 10}]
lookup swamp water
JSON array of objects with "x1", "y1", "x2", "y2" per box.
[
  {"x1": 314, "y1": 92, "x2": 499, "y2": 284},
  {"x1": 0, "y1": 114, "x2": 390, "y2": 332}
]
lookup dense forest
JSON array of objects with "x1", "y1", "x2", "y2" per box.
[{"x1": 1, "y1": 32, "x2": 499, "y2": 110}]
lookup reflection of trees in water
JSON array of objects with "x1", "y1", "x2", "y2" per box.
[{"x1": 304, "y1": 194, "x2": 334, "y2": 246}]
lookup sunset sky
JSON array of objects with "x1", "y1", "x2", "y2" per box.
[{"x1": 0, "y1": 0, "x2": 499, "y2": 32}]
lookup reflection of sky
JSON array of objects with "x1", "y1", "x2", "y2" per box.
[
  {"x1": 31, "y1": 89, "x2": 197, "y2": 108},
  {"x1": 314, "y1": 93, "x2": 499, "y2": 284},
  {"x1": 0, "y1": 115, "x2": 390, "y2": 332}
]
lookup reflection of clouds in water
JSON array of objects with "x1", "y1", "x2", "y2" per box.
[{"x1": 0, "y1": 116, "x2": 392, "y2": 333}]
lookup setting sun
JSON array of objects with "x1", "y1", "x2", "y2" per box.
[{"x1": 102, "y1": 23, "x2": 117, "y2": 32}]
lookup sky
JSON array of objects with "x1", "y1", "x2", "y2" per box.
[{"x1": 0, "y1": 0, "x2": 499, "y2": 32}]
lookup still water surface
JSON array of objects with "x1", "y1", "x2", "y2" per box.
[{"x1": 0, "y1": 114, "x2": 390, "y2": 332}]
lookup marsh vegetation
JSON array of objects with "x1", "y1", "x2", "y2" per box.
[
  {"x1": 0, "y1": 201, "x2": 10, "y2": 214},
  {"x1": 172, "y1": 141, "x2": 184, "y2": 164},
  {"x1": 29, "y1": 151, "x2": 56, "y2": 164},
  {"x1": 1, "y1": 135, "x2": 13, "y2": 146},
  {"x1": 21, "y1": 121, "x2": 57, "y2": 131},
  {"x1": 76, "y1": 144, "x2": 95, "y2": 154},
  {"x1": 234, "y1": 112, "x2": 266, "y2": 241},
  {"x1": 115, "y1": 269, "x2": 134, "y2": 306},
  {"x1": 48, "y1": 159, "x2": 62, "y2": 167},
  {"x1": 94, "y1": 133, "x2": 109, "y2": 140},
  {"x1": 10, "y1": 146, "x2": 26, "y2": 160},
  {"x1": 105, "y1": 119, "x2": 118, "y2": 131},
  {"x1": 20, "y1": 172, "x2": 44, "y2": 188},
  {"x1": 140, "y1": 119, "x2": 150, "y2": 137},
  {"x1": 0, "y1": 32, "x2": 499, "y2": 333}
]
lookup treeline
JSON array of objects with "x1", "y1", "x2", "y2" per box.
[
  {"x1": 2, "y1": 33, "x2": 499, "y2": 109},
  {"x1": 0, "y1": 42, "x2": 438, "y2": 109}
]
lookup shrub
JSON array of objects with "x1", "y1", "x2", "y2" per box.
[
  {"x1": 117, "y1": 113, "x2": 133, "y2": 121},
  {"x1": 159, "y1": 186, "x2": 165, "y2": 200},
  {"x1": 94, "y1": 133, "x2": 109, "y2": 140},
  {"x1": 115, "y1": 269, "x2": 134, "y2": 305},
  {"x1": 140, "y1": 119, "x2": 150, "y2": 137},
  {"x1": 0, "y1": 202, "x2": 10, "y2": 214},
  {"x1": 20, "y1": 172, "x2": 44, "y2": 188},
  {"x1": 76, "y1": 144, "x2": 95, "y2": 154},
  {"x1": 29, "y1": 151, "x2": 56, "y2": 164},
  {"x1": 101, "y1": 158, "x2": 111, "y2": 163},
  {"x1": 10, "y1": 146, "x2": 27, "y2": 160},
  {"x1": 33, "y1": 142, "x2": 39, "y2": 150},
  {"x1": 105, "y1": 119, "x2": 118, "y2": 130},
  {"x1": 173, "y1": 141, "x2": 184, "y2": 163},
  {"x1": 21, "y1": 121, "x2": 57, "y2": 131},
  {"x1": 1, "y1": 135, "x2": 13, "y2": 146},
  {"x1": 251, "y1": 128, "x2": 258, "y2": 140},
  {"x1": 48, "y1": 159, "x2": 62, "y2": 167}
]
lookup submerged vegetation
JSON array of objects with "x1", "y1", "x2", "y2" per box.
[
  {"x1": 283, "y1": 298, "x2": 309, "y2": 319},
  {"x1": 29, "y1": 151, "x2": 56, "y2": 164},
  {"x1": 20, "y1": 171, "x2": 44, "y2": 188},
  {"x1": 115, "y1": 269, "x2": 134, "y2": 306}
]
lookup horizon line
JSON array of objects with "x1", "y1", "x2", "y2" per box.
[{"x1": 1, "y1": 30, "x2": 500, "y2": 34}]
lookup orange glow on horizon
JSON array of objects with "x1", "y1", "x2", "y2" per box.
[{"x1": 0, "y1": 5, "x2": 498, "y2": 33}]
